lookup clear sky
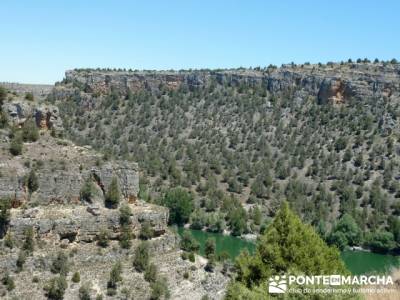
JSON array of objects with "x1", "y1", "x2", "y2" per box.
[{"x1": 1, "y1": 0, "x2": 399, "y2": 84}]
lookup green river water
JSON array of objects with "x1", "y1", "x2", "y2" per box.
[{"x1": 177, "y1": 227, "x2": 400, "y2": 275}]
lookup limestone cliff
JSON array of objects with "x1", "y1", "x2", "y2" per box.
[{"x1": 57, "y1": 62, "x2": 400, "y2": 105}]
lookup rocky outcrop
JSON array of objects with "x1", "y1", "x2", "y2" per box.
[
  {"x1": 8, "y1": 202, "x2": 169, "y2": 243},
  {"x1": 1, "y1": 100, "x2": 63, "y2": 133},
  {"x1": 0, "y1": 136, "x2": 139, "y2": 206},
  {"x1": 58, "y1": 62, "x2": 400, "y2": 105}
]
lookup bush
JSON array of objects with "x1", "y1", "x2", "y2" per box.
[
  {"x1": 0, "y1": 197, "x2": 11, "y2": 238},
  {"x1": 150, "y1": 277, "x2": 170, "y2": 300},
  {"x1": 2, "y1": 272, "x2": 15, "y2": 291},
  {"x1": 162, "y1": 188, "x2": 194, "y2": 225},
  {"x1": 51, "y1": 251, "x2": 69, "y2": 275},
  {"x1": 105, "y1": 177, "x2": 120, "y2": 208},
  {"x1": 188, "y1": 252, "x2": 195, "y2": 263},
  {"x1": 22, "y1": 119, "x2": 39, "y2": 142},
  {"x1": 0, "y1": 86, "x2": 6, "y2": 105},
  {"x1": 44, "y1": 276, "x2": 67, "y2": 300},
  {"x1": 133, "y1": 242, "x2": 149, "y2": 272},
  {"x1": 119, "y1": 204, "x2": 132, "y2": 225},
  {"x1": 205, "y1": 238, "x2": 216, "y2": 259},
  {"x1": 22, "y1": 226, "x2": 35, "y2": 252},
  {"x1": 97, "y1": 228, "x2": 109, "y2": 248},
  {"x1": 144, "y1": 263, "x2": 157, "y2": 283},
  {"x1": 139, "y1": 221, "x2": 154, "y2": 240},
  {"x1": 204, "y1": 255, "x2": 215, "y2": 272},
  {"x1": 72, "y1": 271, "x2": 80, "y2": 283},
  {"x1": 107, "y1": 261, "x2": 122, "y2": 289},
  {"x1": 10, "y1": 134, "x2": 23, "y2": 156},
  {"x1": 79, "y1": 283, "x2": 91, "y2": 300},
  {"x1": 80, "y1": 179, "x2": 94, "y2": 203},
  {"x1": 180, "y1": 230, "x2": 199, "y2": 252},
  {"x1": 25, "y1": 169, "x2": 39, "y2": 194},
  {"x1": 119, "y1": 225, "x2": 133, "y2": 249},
  {"x1": 25, "y1": 92, "x2": 34, "y2": 101},
  {"x1": 16, "y1": 250, "x2": 26, "y2": 272}
]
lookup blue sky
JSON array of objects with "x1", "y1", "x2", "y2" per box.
[{"x1": 1, "y1": 0, "x2": 399, "y2": 84}]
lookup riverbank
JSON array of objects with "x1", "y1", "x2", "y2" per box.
[{"x1": 176, "y1": 227, "x2": 400, "y2": 275}]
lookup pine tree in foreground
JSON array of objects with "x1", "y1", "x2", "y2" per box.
[{"x1": 225, "y1": 201, "x2": 358, "y2": 299}]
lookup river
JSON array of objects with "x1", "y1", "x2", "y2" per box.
[{"x1": 176, "y1": 227, "x2": 400, "y2": 275}]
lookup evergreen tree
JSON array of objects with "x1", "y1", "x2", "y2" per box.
[
  {"x1": 226, "y1": 202, "x2": 348, "y2": 299},
  {"x1": 105, "y1": 177, "x2": 121, "y2": 208}
]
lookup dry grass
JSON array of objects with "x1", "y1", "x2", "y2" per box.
[{"x1": 362, "y1": 268, "x2": 400, "y2": 300}]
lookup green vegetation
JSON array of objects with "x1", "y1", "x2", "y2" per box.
[
  {"x1": 225, "y1": 202, "x2": 349, "y2": 299},
  {"x1": 133, "y1": 241, "x2": 150, "y2": 272},
  {"x1": 44, "y1": 276, "x2": 67, "y2": 300},
  {"x1": 80, "y1": 178, "x2": 95, "y2": 202},
  {"x1": 51, "y1": 251, "x2": 69, "y2": 275},
  {"x1": 144, "y1": 263, "x2": 158, "y2": 283},
  {"x1": 97, "y1": 228, "x2": 109, "y2": 248},
  {"x1": 2, "y1": 272, "x2": 15, "y2": 291},
  {"x1": 22, "y1": 226, "x2": 35, "y2": 253},
  {"x1": 161, "y1": 188, "x2": 193, "y2": 225},
  {"x1": 180, "y1": 230, "x2": 200, "y2": 253},
  {"x1": 25, "y1": 169, "x2": 39, "y2": 194},
  {"x1": 22, "y1": 119, "x2": 39, "y2": 142},
  {"x1": 139, "y1": 221, "x2": 154, "y2": 240},
  {"x1": 107, "y1": 261, "x2": 122, "y2": 294},
  {"x1": 9, "y1": 133, "x2": 23, "y2": 156},
  {"x1": 58, "y1": 68, "x2": 400, "y2": 254},
  {"x1": 79, "y1": 283, "x2": 91, "y2": 300},
  {"x1": 72, "y1": 271, "x2": 80, "y2": 283},
  {"x1": 105, "y1": 177, "x2": 120, "y2": 208},
  {"x1": 150, "y1": 277, "x2": 170, "y2": 300},
  {"x1": 0, "y1": 198, "x2": 11, "y2": 238},
  {"x1": 25, "y1": 92, "x2": 34, "y2": 101}
]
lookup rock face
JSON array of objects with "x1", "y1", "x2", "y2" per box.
[
  {"x1": 0, "y1": 136, "x2": 139, "y2": 206},
  {"x1": 1, "y1": 100, "x2": 63, "y2": 132},
  {"x1": 58, "y1": 62, "x2": 400, "y2": 105},
  {"x1": 8, "y1": 202, "x2": 169, "y2": 243}
]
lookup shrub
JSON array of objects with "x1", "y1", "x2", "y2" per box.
[
  {"x1": 119, "y1": 225, "x2": 132, "y2": 249},
  {"x1": 204, "y1": 255, "x2": 215, "y2": 272},
  {"x1": 0, "y1": 197, "x2": 11, "y2": 238},
  {"x1": 44, "y1": 276, "x2": 67, "y2": 300},
  {"x1": 25, "y1": 92, "x2": 34, "y2": 101},
  {"x1": 139, "y1": 221, "x2": 154, "y2": 240},
  {"x1": 180, "y1": 230, "x2": 199, "y2": 252},
  {"x1": 0, "y1": 86, "x2": 6, "y2": 105},
  {"x1": 51, "y1": 251, "x2": 69, "y2": 275},
  {"x1": 22, "y1": 226, "x2": 35, "y2": 252},
  {"x1": 16, "y1": 250, "x2": 26, "y2": 272},
  {"x1": 97, "y1": 228, "x2": 109, "y2": 248},
  {"x1": 107, "y1": 261, "x2": 122, "y2": 289},
  {"x1": 22, "y1": 119, "x2": 39, "y2": 142},
  {"x1": 80, "y1": 179, "x2": 94, "y2": 203},
  {"x1": 188, "y1": 252, "x2": 195, "y2": 263},
  {"x1": 2, "y1": 272, "x2": 15, "y2": 291},
  {"x1": 162, "y1": 188, "x2": 193, "y2": 225},
  {"x1": 204, "y1": 238, "x2": 216, "y2": 259},
  {"x1": 10, "y1": 134, "x2": 23, "y2": 156},
  {"x1": 119, "y1": 204, "x2": 132, "y2": 225},
  {"x1": 144, "y1": 263, "x2": 157, "y2": 283},
  {"x1": 150, "y1": 277, "x2": 170, "y2": 300},
  {"x1": 133, "y1": 242, "x2": 149, "y2": 272},
  {"x1": 79, "y1": 283, "x2": 91, "y2": 300},
  {"x1": 25, "y1": 169, "x2": 39, "y2": 194},
  {"x1": 105, "y1": 177, "x2": 120, "y2": 208},
  {"x1": 72, "y1": 272, "x2": 80, "y2": 283}
]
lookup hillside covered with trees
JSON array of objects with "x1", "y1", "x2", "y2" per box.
[{"x1": 51, "y1": 60, "x2": 400, "y2": 254}]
